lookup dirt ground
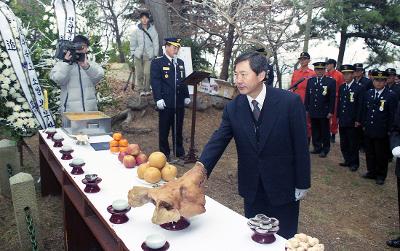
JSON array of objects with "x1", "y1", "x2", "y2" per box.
[{"x1": 1, "y1": 66, "x2": 399, "y2": 250}]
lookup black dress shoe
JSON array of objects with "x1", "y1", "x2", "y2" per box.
[
  {"x1": 339, "y1": 162, "x2": 349, "y2": 167},
  {"x1": 387, "y1": 237, "x2": 400, "y2": 248},
  {"x1": 376, "y1": 179, "x2": 385, "y2": 185},
  {"x1": 310, "y1": 150, "x2": 321, "y2": 154},
  {"x1": 362, "y1": 173, "x2": 376, "y2": 179},
  {"x1": 349, "y1": 165, "x2": 358, "y2": 172},
  {"x1": 319, "y1": 152, "x2": 327, "y2": 158}
]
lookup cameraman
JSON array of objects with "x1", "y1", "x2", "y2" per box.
[{"x1": 50, "y1": 35, "x2": 104, "y2": 112}]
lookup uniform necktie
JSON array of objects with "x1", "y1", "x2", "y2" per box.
[
  {"x1": 252, "y1": 100, "x2": 260, "y2": 121},
  {"x1": 375, "y1": 91, "x2": 379, "y2": 100}
]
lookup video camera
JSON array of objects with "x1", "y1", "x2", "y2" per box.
[{"x1": 54, "y1": 40, "x2": 86, "y2": 64}]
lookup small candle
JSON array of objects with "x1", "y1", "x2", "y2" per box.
[
  {"x1": 145, "y1": 234, "x2": 166, "y2": 249},
  {"x1": 53, "y1": 133, "x2": 63, "y2": 140},
  {"x1": 71, "y1": 158, "x2": 85, "y2": 166},
  {"x1": 62, "y1": 145, "x2": 72, "y2": 152},
  {"x1": 112, "y1": 199, "x2": 128, "y2": 211}
]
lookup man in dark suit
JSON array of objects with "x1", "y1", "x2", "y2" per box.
[
  {"x1": 354, "y1": 63, "x2": 373, "y2": 90},
  {"x1": 150, "y1": 38, "x2": 190, "y2": 159},
  {"x1": 304, "y1": 62, "x2": 336, "y2": 158},
  {"x1": 337, "y1": 65, "x2": 364, "y2": 171},
  {"x1": 199, "y1": 51, "x2": 311, "y2": 239},
  {"x1": 388, "y1": 105, "x2": 400, "y2": 248},
  {"x1": 386, "y1": 68, "x2": 400, "y2": 100},
  {"x1": 361, "y1": 70, "x2": 398, "y2": 185}
]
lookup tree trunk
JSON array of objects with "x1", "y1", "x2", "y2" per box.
[
  {"x1": 115, "y1": 28, "x2": 126, "y2": 63},
  {"x1": 145, "y1": 0, "x2": 174, "y2": 55},
  {"x1": 303, "y1": 0, "x2": 313, "y2": 52},
  {"x1": 273, "y1": 50, "x2": 282, "y2": 89},
  {"x1": 219, "y1": 23, "x2": 235, "y2": 80},
  {"x1": 337, "y1": 26, "x2": 348, "y2": 68}
]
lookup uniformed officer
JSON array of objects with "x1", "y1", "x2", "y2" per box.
[
  {"x1": 337, "y1": 65, "x2": 364, "y2": 171},
  {"x1": 388, "y1": 105, "x2": 400, "y2": 248},
  {"x1": 385, "y1": 68, "x2": 400, "y2": 100},
  {"x1": 150, "y1": 38, "x2": 191, "y2": 159},
  {"x1": 354, "y1": 63, "x2": 373, "y2": 90},
  {"x1": 304, "y1": 62, "x2": 336, "y2": 157},
  {"x1": 361, "y1": 70, "x2": 398, "y2": 185}
]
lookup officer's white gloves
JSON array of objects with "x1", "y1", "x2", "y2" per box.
[
  {"x1": 156, "y1": 99, "x2": 166, "y2": 110},
  {"x1": 184, "y1": 98, "x2": 191, "y2": 105},
  {"x1": 392, "y1": 146, "x2": 400, "y2": 158},
  {"x1": 295, "y1": 188, "x2": 308, "y2": 201}
]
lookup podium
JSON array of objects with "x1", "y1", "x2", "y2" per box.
[{"x1": 183, "y1": 71, "x2": 211, "y2": 163}]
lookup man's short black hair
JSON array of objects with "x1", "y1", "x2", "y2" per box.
[
  {"x1": 326, "y1": 59, "x2": 337, "y2": 67},
  {"x1": 234, "y1": 51, "x2": 267, "y2": 76},
  {"x1": 73, "y1": 35, "x2": 90, "y2": 46}
]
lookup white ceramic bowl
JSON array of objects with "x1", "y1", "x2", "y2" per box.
[
  {"x1": 71, "y1": 158, "x2": 85, "y2": 166},
  {"x1": 53, "y1": 133, "x2": 63, "y2": 140},
  {"x1": 62, "y1": 145, "x2": 72, "y2": 151},
  {"x1": 145, "y1": 234, "x2": 166, "y2": 249}
]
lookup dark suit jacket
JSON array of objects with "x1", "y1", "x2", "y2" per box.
[
  {"x1": 304, "y1": 76, "x2": 336, "y2": 118},
  {"x1": 266, "y1": 64, "x2": 274, "y2": 86},
  {"x1": 199, "y1": 85, "x2": 311, "y2": 206},
  {"x1": 361, "y1": 88, "x2": 398, "y2": 138},
  {"x1": 337, "y1": 82, "x2": 364, "y2": 127},
  {"x1": 391, "y1": 105, "x2": 400, "y2": 177},
  {"x1": 150, "y1": 55, "x2": 189, "y2": 108}
]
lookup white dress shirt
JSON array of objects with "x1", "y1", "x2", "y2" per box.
[{"x1": 247, "y1": 83, "x2": 266, "y2": 111}]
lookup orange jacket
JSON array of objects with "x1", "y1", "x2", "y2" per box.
[
  {"x1": 290, "y1": 67, "x2": 316, "y2": 102},
  {"x1": 325, "y1": 69, "x2": 344, "y2": 95}
]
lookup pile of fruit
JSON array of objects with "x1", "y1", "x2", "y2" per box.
[
  {"x1": 137, "y1": 152, "x2": 178, "y2": 184},
  {"x1": 285, "y1": 233, "x2": 324, "y2": 251},
  {"x1": 109, "y1": 132, "x2": 128, "y2": 153}
]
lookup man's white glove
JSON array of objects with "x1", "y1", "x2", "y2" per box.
[
  {"x1": 393, "y1": 146, "x2": 400, "y2": 158},
  {"x1": 295, "y1": 188, "x2": 308, "y2": 201},
  {"x1": 184, "y1": 98, "x2": 191, "y2": 105},
  {"x1": 156, "y1": 99, "x2": 166, "y2": 110}
]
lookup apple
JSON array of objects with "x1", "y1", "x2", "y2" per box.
[
  {"x1": 135, "y1": 152, "x2": 148, "y2": 165},
  {"x1": 123, "y1": 155, "x2": 136, "y2": 168},
  {"x1": 126, "y1": 144, "x2": 141, "y2": 156},
  {"x1": 161, "y1": 164, "x2": 178, "y2": 181},
  {"x1": 118, "y1": 151, "x2": 129, "y2": 163}
]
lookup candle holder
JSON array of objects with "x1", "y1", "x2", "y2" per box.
[
  {"x1": 159, "y1": 216, "x2": 190, "y2": 231},
  {"x1": 52, "y1": 133, "x2": 64, "y2": 148},
  {"x1": 247, "y1": 214, "x2": 279, "y2": 244},
  {"x1": 45, "y1": 128, "x2": 56, "y2": 139},
  {"x1": 69, "y1": 159, "x2": 85, "y2": 175},
  {"x1": 107, "y1": 201, "x2": 131, "y2": 224},
  {"x1": 82, "y1": 174, "x2": 102, "y2": 193},
  {"x1": 60, "y1": 145, "x2": 74, "y2": 160}
]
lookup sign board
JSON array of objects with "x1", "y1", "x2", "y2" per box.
[{"x1": 198, "y1": 78, "x2": 237, "y2": 100}]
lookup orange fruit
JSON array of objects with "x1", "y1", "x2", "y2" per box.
[
  {"x1": 119, "y1": 146, "x2": 128, "y2": 153},
  {"x1": 110, "y1": 140, "x2": 119, "y2": 147},
  {"x1": 110, "y1": 146, "x2": 119, "y2": 154},
  {"x1": 113, "y1": 132, "x2": 123, "y2": 141},
  {"x1": 119, "y1": 138, "x2": 129, "y2": 147}
]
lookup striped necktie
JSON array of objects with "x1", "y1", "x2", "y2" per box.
[{"x1": 252, "y1": 100, "x2": 261, "y2": 121}]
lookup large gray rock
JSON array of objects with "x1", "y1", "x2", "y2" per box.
[
  {"x1": 127, "y1": 95, "x2": 148, "y2": 110},
  {"x1": 211, "y1": 96, "x2": 229, "y2": 110},
  {"x1": 190, "y1": 94, "x2": 212, "y2": 111}
]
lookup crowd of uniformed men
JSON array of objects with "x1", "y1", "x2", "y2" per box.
[{"x1": 291, "y1": 52, "x2": 400, "y2": 186}]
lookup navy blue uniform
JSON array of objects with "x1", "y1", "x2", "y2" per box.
[
  {"x1": 150, "y1": 55, "x2": 189, "y2": 157},
  {"x1": 304, "y1": 76, "x2": 336, "y2": 154},
  {"x1": 337, "y1": 81, "x2": 364, "y2": 169},
  {"x1": 355, "y1": 76, "x2": 373, "y2": 91},
  {"x1": 199, "y1": 86, "x2": 310, "y2": 239},
  {"x1": 361, "y1": 88, "x2": 398, "y2": 181},
  {"x1": 388, "y1": 83, "x2": 400, "y2": 101}
]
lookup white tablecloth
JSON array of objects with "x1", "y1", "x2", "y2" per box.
[{"x1": 40, "y1": 129, "x2": 286, "y2": 250}]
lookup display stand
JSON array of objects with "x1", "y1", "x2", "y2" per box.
[{"x1": 183, "y1": 71, "x2": 211, "y2": 164}]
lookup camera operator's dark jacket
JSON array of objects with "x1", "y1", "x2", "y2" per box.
[{"x1": 50, "y1": 61, "x2": 104, "y2": 112}]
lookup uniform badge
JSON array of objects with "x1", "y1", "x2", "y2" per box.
[
  {"x1": 322, "y1": 86, "x2": 327, "y2": 96},
  {"x1": 179, "y1": 65, "x2": 184, "y2": 69},
  {"x1": 379, "y1": 100, "x2": 385, "y2": 111},
  {"x1": 350, "y1": 92, "x2": 354, "y2": 102},
  {"x1": 165, "y1": 74, "x2": 169, "y2": 79},
  {"x1": 163, "y1": 67, "x2": 170, "y2": 70}
]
